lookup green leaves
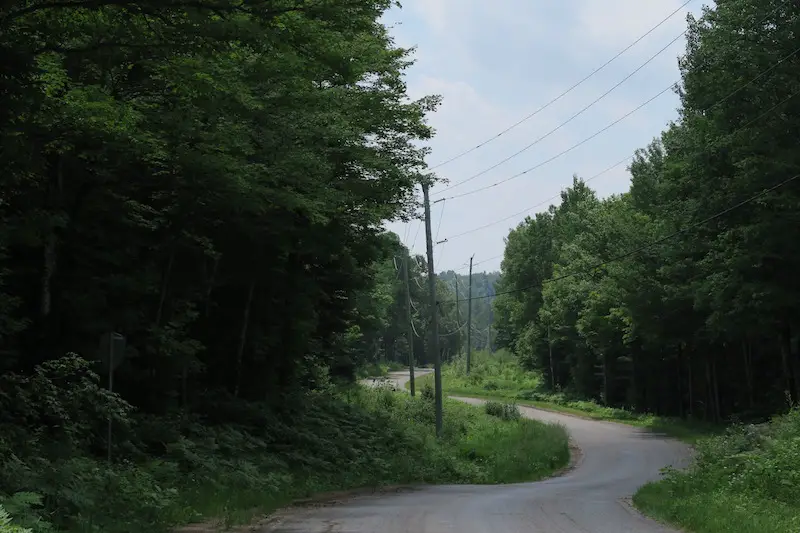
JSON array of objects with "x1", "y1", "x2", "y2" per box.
[{"x1": 495, "y1": 0, "x2": 800, "y2": 419}]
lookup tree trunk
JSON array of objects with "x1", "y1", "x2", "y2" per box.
[
  {"x1": 780, "y1": 321, "x2": 797, "y2": 404},
  {"x1": 233, "y1": 278, "x2": 256, "y2": 398},
  {"x1": 687, "y1": 348, "x2": 693, "y2": 418},
  {"x1": 155, "y1": 247, "x2": 175, "y2": 327},
  {"x1": 41, "y1": 156, "x2": 64, "y2": 318},
  {"x1": 205, "y1": 254, "x2": 220, "y2": 318},
  {"x1": 676, "y1": 343, "x2": 685, "y2": 419},
  {"x1": 742, "y1": 339, "x2": 754, "y2": 410}
]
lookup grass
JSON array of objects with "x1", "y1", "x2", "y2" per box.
[
  {"x1": 633, "y1": 408, "x2": 800, "y2": 533},
  {"x1": 407, "y1": 350, "x2": 718, "y2": 444},
  {"x1": 355, "y1": 361, "x2": 406, "y2": 379},
  {"x1": 1, "y1": 378, "x2": 569, "y2": 533}
]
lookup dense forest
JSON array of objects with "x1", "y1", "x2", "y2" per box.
[
  {"x1": 0, "y1": 0, "x2": 451, "y2": 530},
  {"x1": 2, "y1": 0, "x2": 800, "y2": 531},
  {"x1": 493, "y1": 0, "x2": 800, "y2": 423}
]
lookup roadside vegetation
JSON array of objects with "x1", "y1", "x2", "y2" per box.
[
  {"x1": 0, "y1": 357, "x2": 568, "y2": 533},
  {"x1": 634, "y1": 408, "x2": 800, "y2": 533},
  {"x1": 355, "y1": 361, "x2": 407, "y2": 379},
  {"x1": 410, "y1": 350, "x2": 718, "y2": 443}
]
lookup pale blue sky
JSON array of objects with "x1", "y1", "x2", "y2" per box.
[{"x1": 383, "y1": 0, "x2": 709, "y2": 274}]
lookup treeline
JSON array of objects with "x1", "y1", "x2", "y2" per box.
[
  {"x1": 363, "y1": 257, "x2": 502, "y2": 368},
  {"x1": 0, "y1": 0, "x2": 442, "y2": 529},
  {"x1": 494, "y1": 0, "x2": 800, "y2": 422},
  {"x1": 439, "y1": 270, "x2": 500, "y2": 354},
  {"x1": 0, "y1": 0, "x2": 439, "y2": 406}
]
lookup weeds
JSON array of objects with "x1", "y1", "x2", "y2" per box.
[
  {"x1": 633, "y1": 408, "x2": 800, "y2": 533},
  {"x1": 484, "y1": 401, "x2": 521, "y2": 421},
  {"x1": 0, "y1": 356, "x2": 569, "y2": 533},
  {"x1": 413, "y1": 350, "x2": 718, "y2": 443}
]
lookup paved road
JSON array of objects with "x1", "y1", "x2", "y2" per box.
[{"x1": 267, "y1": 370, "x2": 690, "y2": 532}]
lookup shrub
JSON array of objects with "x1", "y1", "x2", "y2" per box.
[{"x1": 484, "y1": 401, "x2": 521, "y2": 421}]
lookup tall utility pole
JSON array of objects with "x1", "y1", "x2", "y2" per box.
[
  {"x1": 454, "y1": 280, "x2": 460, "y2": 358},
  {"x1": 465, "y1": 255, "x2": 474, "y2": 375},
  {"x1": 422, "y1": 182, "x2": 443, "y2": 437},
  {"x1": 402, "y1": 255, "x2": 416, "y2": 396},
  {"x1": 548, "y1": 324, "x2": 556, "y2": 390}
]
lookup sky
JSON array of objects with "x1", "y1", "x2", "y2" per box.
[{"x1": 382, "y1": 0, "x2": 709, "y2": 274}]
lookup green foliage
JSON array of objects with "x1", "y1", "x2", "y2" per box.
[
  {"x1": 414, "y1": 350, "x2": 718, "y2": 443},
  {"x1": 493, "y1": 0, "x2": 800, "y2": 427},
  {"x1": 0, "y1": 355, "x2": 569, "y2": 532},
  {"x1": 0, "y1": 506, "x2": 32, "y2": 533},
  {"x1": 483, "y1": 401, "x2": 521, "y2": 421},
  {"x1": 634, "y1": 409, "x2": 800, "y2": 533}
]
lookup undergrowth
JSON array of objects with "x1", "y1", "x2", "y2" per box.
[
  {"x1": 633, "y1": 408, "x2": 800, "y2": 533},
  {"x1": 412, "y1": 350, "x2": 718, "y2": 443},
  {"x1": 355, "y1": 361, "x2": 406, "y2": 379},
  {"x1": 0, "y1": 355, "x2": 569, "y2": 533}
]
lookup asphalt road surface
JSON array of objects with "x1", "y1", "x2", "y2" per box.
[{"x1": 266, "y1": 370, "x2": 690, "y2": 532}]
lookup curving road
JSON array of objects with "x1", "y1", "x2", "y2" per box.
[{"x1": 266, "y1": 370, "x2": 690, "y2": 532}]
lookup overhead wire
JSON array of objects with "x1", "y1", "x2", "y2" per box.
[
  {"x1": 427, "y1": 0, "x2": 695, "y2": 172},
  {"x1": 435, "y1": 40, "x2": 800, "y2": 252},
  {"x1": 448, "y1": 80, "x2": 800, "y2": 275},
  {"x1": 434, "y1": 29, "x2": 690, "y2": 195},
  {"x1": 447, "y1": 171, "x2": 800, "y2": 304},
  {"x1": 446, "y1": 154, "x2": 632, "y2": 243},
  {"x1": 433, "y1": 1, "x2": 797, "y2": 203}
]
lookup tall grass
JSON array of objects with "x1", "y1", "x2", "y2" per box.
[
  {"x1": 412, "y1": 349, "x2": 718, "y2": 443},
  {"x1": 0, "y1": 385, "x2": 569, "y2": 533},
  {"x1": 633, "y1": 408, "x2": 800, "y2": 533}
]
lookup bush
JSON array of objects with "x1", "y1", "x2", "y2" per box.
[
  {"x1": 634, "y1": 408, "x2": 800, "y2": 533},
  {"x1": 484, "y1": 401, "x2": 521, "y2": 421},
  {"x1": 0, "y1": 505, "x2": 31, "y2": 533},
  {"x1": 0, "y1": 355, "x2": 570, "y2": 533}
]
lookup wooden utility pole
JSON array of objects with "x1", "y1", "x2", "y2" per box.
[
  {"x1": 422, "y1": 182, "x2": 443, "y2": 437},
  {"x1": 402, "y1": 255, "x2": 416, "y2": 396},
  {"x1": 454, "y1": 280, "x2": 460, "y2": 358},
  {"x1": 466, "y1": 255, "x2": 474, "y2": 375},
  {"x1": 548, "y1": 324, "x2": 556, "y2": 390}
]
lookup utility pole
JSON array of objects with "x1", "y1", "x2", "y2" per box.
[
  {"x1": 402, "y1": 255, "x2": 416, "y2": 396},
  {"x1": 466, "y1": 255, "x2": 474, "y2": 375},
  {"x1": 454, "y1": 280, "x2": 460, "y2": 358},
  {"x1": 548, "y1": 324, "x2": 556, "y2": 390},
  {"x1": 423, "y1": 182, "x2": 443, "y2": 437}
]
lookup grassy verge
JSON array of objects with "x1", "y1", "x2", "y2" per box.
[
  {"x1": 633, "y1": 408, "x2": 800, "y2": 533},
  {"x1": 407, "y1": 350, "x2": 718, "y2": 444},
  {"x1": 355, "y1": 361, "x2": 406, "y2": 379},
  {"x1": 1, "y1": 369, "x2": 568, "y2": 533}
]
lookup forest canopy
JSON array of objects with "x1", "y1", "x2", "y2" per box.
[{"x1": 492, "y1": 0, "x2": 800, "y2": 422}]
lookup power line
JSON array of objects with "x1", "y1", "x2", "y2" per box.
[
  {"x1": 433, "y1": 1, "x2": 796, "y2": 203},
  {"x1": 437, "y1": 41, "x2": 800, "y2": 203},
  {"x1": 446, "y1": 155, "x2": 632, "y2": 242},
  {"x1": 434, "y1": 28, "x2": 689, "y2": 195},
  {"x1": 442, "y1": 84, "x2": 673, "y2": 201},
  {"x1": 427, "y1": 0, "x2": 695, "y2": 172},
  {"x1": 434, "y1": 200, "x2": 446, "y2": 242},
  {"x1": 448, "y1": 83, "x2": 800, "y2": 273},
  {"x1": 447, "y1": 172, "x2": 800, "y2": 304}
]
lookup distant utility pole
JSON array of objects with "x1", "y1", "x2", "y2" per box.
[
  {"x1": 454, "y1": 280, "x2": 460, "y2": 357},
  {"x1": 423, "y1": 182, "x2": 443, "y2": 437},
  {"x1": 466, "y1": 255, "x2": 474, "y2": 375},
  {"x1": 402, "y1": 255, "x2": 416, "y2": 396}
]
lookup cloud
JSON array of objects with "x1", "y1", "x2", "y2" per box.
[{"x1": 383, "y1": 1, "x2": 706, "y2": 272}]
